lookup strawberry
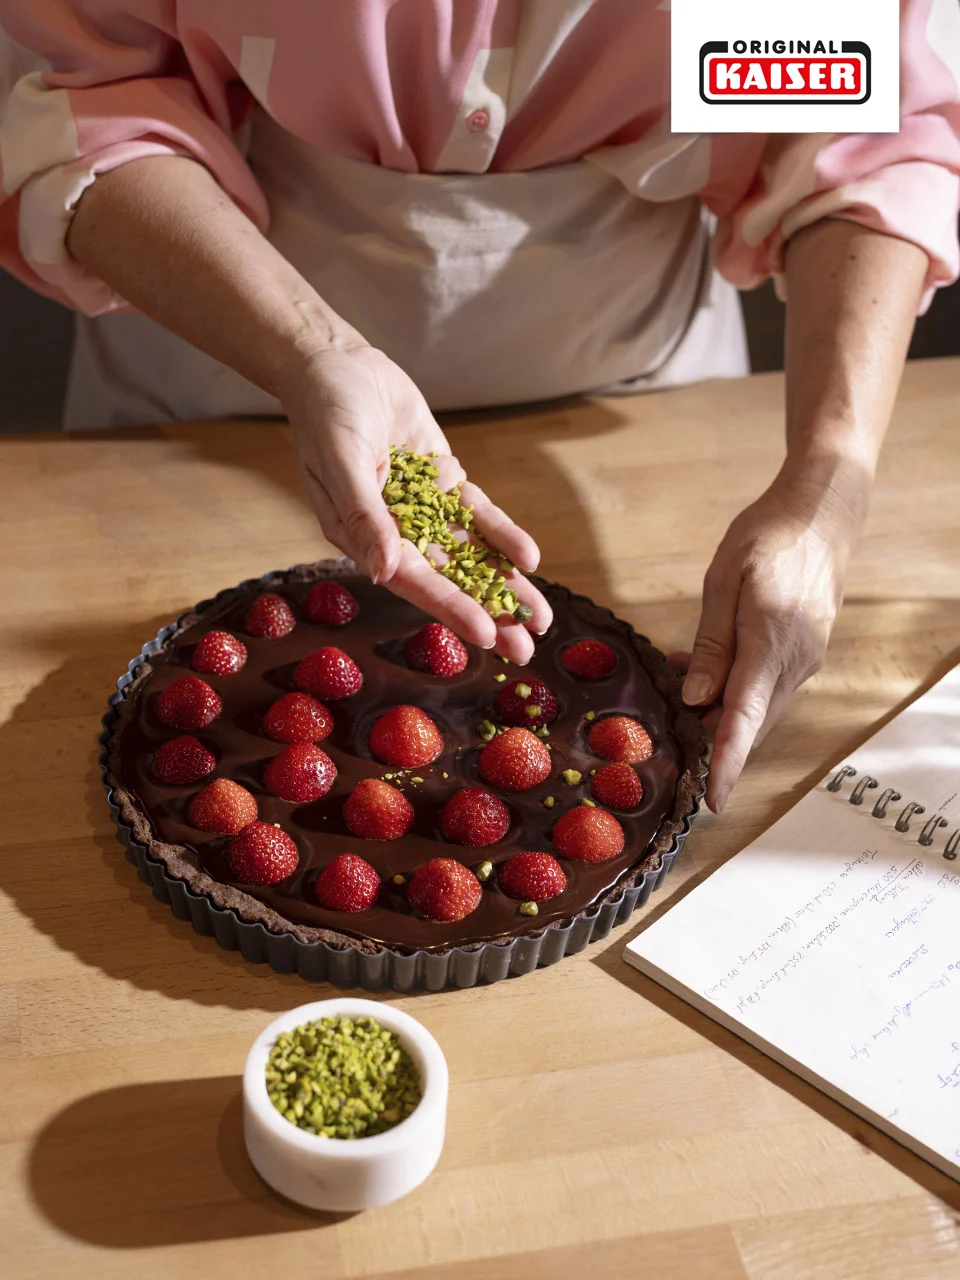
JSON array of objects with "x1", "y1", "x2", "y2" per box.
[
  {"x1": 153, "y1": 735, "x2": 216, "y2": 785},
  {"x1": 264, "y1": 742, "x2": 337, "y2": 803},
  {"x1": 440, "y1": 787, "x2": 510, "y2": 846},
  {"x1": 408, "y1": 858, "x2": 482, "y2": 922},
  {"x1": 263, "y1": 692, "x2": 333, "y2": 744},
  {"x1": 591, "y1": 761, "x2": 644, "y2": 809},
  {"x1": 227, "y1": 821, "x2": 299, "y2": 884},
  {"x1": 404, "y1": 623, "x2": 468, "y2": 677},
  {"x1": 478, "y1": 727, "x2": 551, "y2": 791},
  {"x1": 369, "y1": 705, "x2": 443, "y2": 768},
  {"x1": 188, "y1": 778, "x2": 258, "y2": 834},
  {"x1": 343, "y1": 778, "x2": 415, "y2": 840},
  {"x1": 303, "y1": 581, "x2": 359, "y2": 627},
  {"x1": 552, "y1": 806, "x2": 625, "y2": 862},
  {"x1": 245, "y1": 592, "x2": 296, "y2": 639},
  {"x1": 588, "y1": 715, "x2": 654, "y2": 763},
  {"x1": 155, "y1": 675, "x2": 222, "y2": 730},
  {"x1": 562, "y1": 639, "x2": 617, "y2": 680},
  {"x1": 493, "y1": 677, "x2": 558, "y2": 728},
  {"x1": 315, "y1": 853, "x2": 380, "y2": 911},
  {"x1": 294, "y1": 646, "x2": 363, "y2": 700},
  {"x1": 500, "y1": 851, "x2": 567, "y2": 902},
  {"x1": 191, "y1": 630, "x2": 247, "y2": 676}
]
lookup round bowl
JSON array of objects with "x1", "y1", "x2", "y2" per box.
[{"x1": 243, "y1": 998, "x2": 448, "y2": 1212}]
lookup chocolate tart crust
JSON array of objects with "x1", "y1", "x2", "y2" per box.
[{"x1": 103, "y1": 560, "x2": 706, "y2": 964}]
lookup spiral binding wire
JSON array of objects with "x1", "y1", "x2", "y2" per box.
[{"x1": 826, "y1": 764, "x2": 958, "y2": 860}]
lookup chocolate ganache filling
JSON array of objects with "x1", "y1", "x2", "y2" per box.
[{"x1": 113, "y1": 569, "x2": 692, "y2": 953}]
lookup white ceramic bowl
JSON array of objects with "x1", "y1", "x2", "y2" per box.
[{"x1": 243, "y1": 997, "x2": 448, "y2": 1212}]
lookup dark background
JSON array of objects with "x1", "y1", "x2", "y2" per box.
[{"x1": 1, "y1": 258, "x2": 958, "y2": 433}]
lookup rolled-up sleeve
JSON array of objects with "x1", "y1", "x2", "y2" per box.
[
  {"x1": 713, "y1": 0, "x2": 960, "y2": 312},
  {"x1": 0, "y1": 2, "x2": 268, "y2": 314}
]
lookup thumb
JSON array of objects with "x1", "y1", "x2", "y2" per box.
[{"x1": 683, "y1": 565, "x2": 738, "y2": 707}]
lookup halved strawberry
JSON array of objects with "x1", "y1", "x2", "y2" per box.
[
  {"x1": 561, "y1": 639, "x2": 617, "y2": 680},
  {"x1": 500, "y1": 851, "x2": 566, "y2": 902},
  {"x1": 155, "y1": 676, "x2": 222, "y2": 730},
  {"x1": 552, "y1": 806, "x2": 624, "y2": 862},
  {"x1": 440, "y1": 787, "x2": 510, "y2": 846},
  {"x1": 153, "y1": 735, "x2": 216, "y2": 785},
  {"x1": 588, "y1": 715, "x2": 654, "y2": 763},
  {"x1": 264, "y1": 742, "x2": 337, "y2": 803},
  {"x1": 294, "y1": 647, "x2": 363, "y2": 700},
  {"x1": 262, "y1": 692, "x2": 333, "y2": 744},
  {"x1": 343, "y1": 778, "x2": 415, "y2": 840},
  {"x1": 315, "y1": 853, "x2": 380, "y2": 911},
  {"x1": 303, "y1": 581, "x2": 359, "y2": 627},
  {"x1": 191, "y1": 630, "x2": 247, "y2": 676},
  {"x1": 369, "y1": 705, "x2": 443, "y2": 768},
  {"x1": 404, "y1": 623, "x2": 468, "y2": 677},
  {"x1": 591, "y1": 761, "x2": 644, "y2": 809},
  {"x1": 227, "y1": 821, "x2": 299, "y2": 884},
  {"x1": 408, "y1": 858, "x2": 482, "y2": 922},
  {"x1": 478, "y1": 727, "x2": 551, "y2": 791},
  {"x1": 246, "y1": 592, "x2": 296, "y2": 639},
  {"x1": 188, "y1": 778, "x2": 258, "y2": 834},
  {"x1": 493, "y1": 677, "x2": 558, "y2": 729}
]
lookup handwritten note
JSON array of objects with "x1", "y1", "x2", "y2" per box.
[{"x1": 625, "y1": 666, "x2": 960, "y2": 1181}]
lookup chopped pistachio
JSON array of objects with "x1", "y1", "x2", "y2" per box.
[
  {"x1": 383, "y1": 445, "x2": 521, "y2": 617},
  {"x1": 516, "y1": 683, "x2": 533, "y2": 699},
  {"x1": 476, "y1": 719, "x2": 497, "y2": 742},
  {"x1": 493, "y1": 672, "x2": 507, "y2": 683},
  {"x1": 519, "y1": 901, "x2": 539, "y2": 917},
  {"x1": 535, "y1": 725, "x2": 551, "y2": 739},
  {"x1": 475, "y1": 860, "x2": 494, "y2": 883},
  {"x1": 441, "y1": 771, "x2": 449, "y2": 779},
  {"x1": 584, "y1": 710, "x2": 596, "y2": 721},
  {"x1": 581, "y1": 798, "x2": 597, "y2": 807},
  {"x1": 392, "y1": 873, "x2": 407, "y2": 886},
  {"x1": 265, "y1": 1015, "x2": 421, "y2": 1139},
  {"x1": 562, "y1": 769, "x2": 583, "y2": 786},
  {"x1": 411, "y1": 776, "x2": 424, "y2": 784},
  {"x1": 543, "y1": 795, "x2": 556, "y2": 809},
  {"x1": 525, "y1": 704, "x2": 542, "y2": 719},
  {"x1": 515, "y1": 604, "x2": 534, "y2": 624}
]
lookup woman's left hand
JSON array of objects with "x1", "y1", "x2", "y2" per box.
[{"x1": 669, "y1": 462, "x2": 871, "y2": 814}]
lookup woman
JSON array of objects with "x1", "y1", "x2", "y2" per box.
[{"x1": 1, "y1": 2, "x2": 957, "y2": 812}]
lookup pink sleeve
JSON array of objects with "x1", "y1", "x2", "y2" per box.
[
  {"x1": 713, "y1": 0, "x2": 960, "y2": 313},
  {"x1": 0, "y1": 2, "x2": 268, "y2": 315}
]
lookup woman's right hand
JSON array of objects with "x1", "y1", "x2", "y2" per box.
[{"x1": 280, "y1": 343, "x2": 553, "y2": 663}]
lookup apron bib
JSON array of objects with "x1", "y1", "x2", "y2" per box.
[{"x1": 65, "y1": 110, "x2": 748, "y2": 427}]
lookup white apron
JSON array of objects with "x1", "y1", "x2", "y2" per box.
[{"x1": 64, "y1": 110, "x2": 748, "y2": 428}]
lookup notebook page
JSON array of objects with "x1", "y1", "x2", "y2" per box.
[
  {"x1": 840, "y1": 664, "x2": 960, "y2": 824},
  {"x1": 625, "y1": 666, "x2": 960, "y2": 1178}
]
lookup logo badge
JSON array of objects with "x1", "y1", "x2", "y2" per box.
[
  {"x1": 699, "y1": 41, "x2": 871, "y2": 105},
  {"x1": 671, "y1": 0, "x2": 900, "y2": 134}
]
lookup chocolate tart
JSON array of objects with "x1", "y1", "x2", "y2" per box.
[{"x1": 100, "y1": 560, "x2": 706, "y2": 990}]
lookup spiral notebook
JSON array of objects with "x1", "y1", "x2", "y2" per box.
[{"x1": 624, "y1": 663, "x2": 960, "y2": 1181}]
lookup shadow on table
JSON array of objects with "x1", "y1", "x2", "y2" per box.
[
  {"x1": 3, "y1": 395, "x2": 677, "y2": 1010},
  {"x1": 28, "y1": 1075, "x2": 350, "y2": 1246}
]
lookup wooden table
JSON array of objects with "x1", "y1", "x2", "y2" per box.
[{"x1": 3, "y1": 358, "x2": 960, "y2": 1279}]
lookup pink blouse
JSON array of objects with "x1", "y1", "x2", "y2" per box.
[{"x1": 0, "y1": 0, "x2": 958, "y2": 315}]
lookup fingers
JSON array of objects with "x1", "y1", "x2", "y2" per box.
[
  {"x1": 386, "y1": 541, "x2": 500, "y2": 648},
  {"x1": 683, "y1": 560, "x2": 739, "y2": 710},
  {"x1": 304, "y1": 439, "x2": 403, "y2": 585},
  {"x1": 458, "y1": 480, "x2": 540, "y2": 575},
  {"x1": 706, "y1": 636, "x2": 780, "y2": 814}
]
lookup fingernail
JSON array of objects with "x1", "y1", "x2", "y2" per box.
[
  {"x1": 714, "y1": 784, "x2": 731, "y2": 814},
  {"x1": 481, "y1": 640, "x2": 497, "y2": 650},
  {"x1": 682, "y1": 673, "x2": 713, "y2": 706}
]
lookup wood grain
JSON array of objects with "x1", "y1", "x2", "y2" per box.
[{"x1": 2, "y1": 359, "x2": 960, "y2": 1278}]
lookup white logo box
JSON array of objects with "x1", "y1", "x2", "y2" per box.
[{"x1": 671, "y1": 0, "x2": 901, "y2": 133}]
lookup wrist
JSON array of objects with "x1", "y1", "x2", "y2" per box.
[{"x1": 772, "y1": 446, "x2": 875, "y2": 537}]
